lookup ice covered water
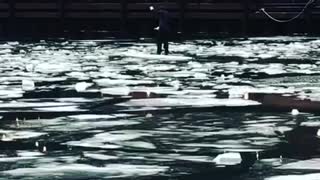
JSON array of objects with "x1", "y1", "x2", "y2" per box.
[{"x1": 0, "y1": 37, "x2": 320, "y2": 179}]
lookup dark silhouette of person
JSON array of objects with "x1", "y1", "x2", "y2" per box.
[{"x1": 150, "y1": 6, "x2": 171, "y2": 55}]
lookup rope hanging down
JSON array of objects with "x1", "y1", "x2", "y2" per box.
[{"x1": 260, "y1": 0, "x2": 315, "y2": 23}]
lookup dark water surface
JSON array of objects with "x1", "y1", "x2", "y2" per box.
[{"x1": 0, "y1": 37, "x2": 320, "y2": 179}]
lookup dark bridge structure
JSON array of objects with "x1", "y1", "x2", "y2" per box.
[{"x1": 0, "y1": 0, "x2": 320, "y2": 38}]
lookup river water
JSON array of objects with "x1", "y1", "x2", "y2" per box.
[{"x1": 0, "y1": 36, "x2": 320, "y2": 179}]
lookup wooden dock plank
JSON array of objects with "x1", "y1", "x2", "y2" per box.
[
  {"x1": 65, "y1": 12, "x2": 121, "y2": 19},
  {"x1": 15, "y1": 3, "x2": 59, "y2": 10},
  {"x1": 65, "y1": 3, "x2": 121, "y2": 10},
  {"x1": 15, "y1": 12, "x2": 59, "y2": 18}
]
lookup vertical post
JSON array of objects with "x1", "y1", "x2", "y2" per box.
[
  {"x1": 121, "y1": 0, "x2": 127, "y2": 35},
  {"x1": 178, "y1": 0, "x2": 186, "y2": 34}
]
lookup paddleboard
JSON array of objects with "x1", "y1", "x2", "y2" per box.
[{"x1": 122, "y1": 52, "x2": 192, "y2": 61}]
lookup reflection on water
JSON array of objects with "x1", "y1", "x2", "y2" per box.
[{"x1": 0, "y1": 37, "x2": 320, "y2": 179}]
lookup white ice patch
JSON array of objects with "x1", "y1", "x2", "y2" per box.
[
  {"x1": 119, "y1": 141, "x2": 156, "y2": 149},
  {"x1": 261, "y1": 64, "x2": 286, "y2": 75},
  {"x1": 95, "y1": 79, "x2": 154, "y2": 87},
  {"x1": 0, "y1": 102, "x2": 75, "y2": 108},
  {"x1": 83, "y1": 152, "x2": 118, "y2": 160},
  {"x1": 0, "y1": 130, "x2": 46, "y2": 141},
  {"x1": 266, "y1": 173, "x2": 320, "y2": 180},
  {"x1": 117, "y1": 98, "x2": 260, "y2": 107},
  {"x1": 122, "y1": 51, "x2": 192, "y2": 61},
  {"x1": 213, "y1": 152, "x2": 242, "y2": 165},
  {"x1": 276, "y1": 158, "x2": 320, "y2": 170},
  {"x1": 68, "y1": 113, "x2": 131, "y2": 120},
  {"x1": 50, "y1": 120, "x2": 140, "y2": 132},
  {"x1": 65, "y1": 130, "x2": 153, "y2": 149},
  {"x1": 35, "y1": 106, "x2": 83, "y2": 112},
  {"x1": 2, "y1": 164, "x2": 168, "y2": 178},
  {"x1": 75, "y1": 82, "x2": 93, "y2": 92},
  {"x1": 100, "y1": 87, "x2": 131, "y2": 96}
]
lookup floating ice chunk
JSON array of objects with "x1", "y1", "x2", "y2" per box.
[
  {"x1": 291, "y1": 109, "x2": 299, "y2": 116},
  {"x1": 67, "y1": 72, "x2": 88, "y2": 79},
  {"x1": 22, "y1": 79, "x2": 35, "y2": 91},
  {"x1": 0, "y1": 49, "x2": 11, "y2": 54},
  {"x1": 35, "y1": 106, "x2": 82, "y2": 112},
  {"x1": 32, "y1": 46, "x2": 45, "y2": 50},
  {"x1": 83, "y1": 55, "x2": 98, "y2": 60},
  {"x1": 75, "y1": 82, "x2": 92, "y2": 92},
  {"x1": 1, "y1": 134, "x2": 12, "y2": 141},
  {"x1": 0, "y1": 130, "x2": 46, "y2": 140},
  {"x1": 25, "y1": 64, "x2": 35, "y2": 72},
  {"x1": 100, "y1": 87, "x2": 130, "y2": 96},
  {"x1": 213, "y1": 152, "x2": 242, "y2": 165},
  {"x1": 7, "y1": 41, "x2": 19, "y2": 45},
  {"x1": 193, "y1": 72, "x2": 208, "y2": 79},
  {"x1": 83, "y1": 152, "x2": 118, "y2": 160},
  {"x1": 3, "y1": 163, "x2": 168, "y2": 178},
  {"x1": 168, "y1": 80, "x2": 181, "y2": 90},
  {"x1": 266, "y1": 173, "x2": 320, "y2": 180},
  {"x1": 188, "y1": 61, "x2": 202, "y2": 68},
  {"x1": 95, "y1": 79, "x2": 154, "y2": 87},
  {"x1": 120, "y1": 141, "x2": 156, "y2": 149}
]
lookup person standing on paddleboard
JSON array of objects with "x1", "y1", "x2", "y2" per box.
[{"x1": 150, "y1": 5, "x2": 171, "y2": 55}]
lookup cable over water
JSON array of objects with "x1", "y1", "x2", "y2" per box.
[{"x1": 260, "y1": 0, "x2": 315, "y2": 23}]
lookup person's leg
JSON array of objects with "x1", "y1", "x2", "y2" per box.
[
  {"x1": 157, "y1": 33, "x2": 162, "y2": 55},
  {"x1": 164, "y1": 41, "x2": 169, "y2": 55},
  {"x1": 157, "y1": 41, "x2": 162, "y2": 55}
]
